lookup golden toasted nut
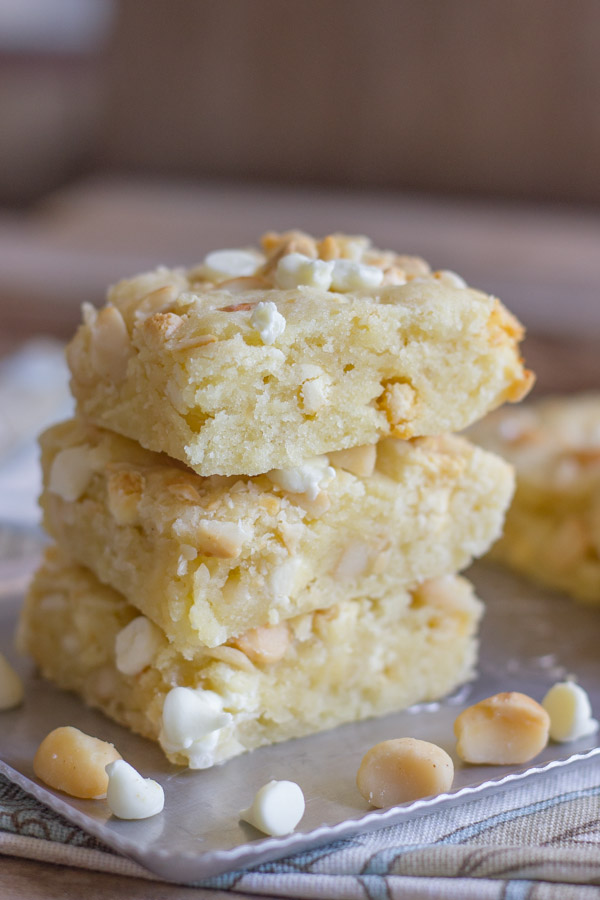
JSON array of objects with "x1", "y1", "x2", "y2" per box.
[
  {"x1": 33, "y1": 726, "x2": 121, "y2": 799},
  {"x1": 90, "y1": 305, "x2": 131, "y2": 380},
  {"x1": 328, "y1": 444, "x2": 377, "y2": 477},
  {"x1": 233, "y1": 624, "x2": 290, "y2": 665},
  {"x1": 454, "y1": 692, "x2": 550, "y2": 765},
  {"x1": 356, "y1": 738, "x2": 454, "y2": 808}
]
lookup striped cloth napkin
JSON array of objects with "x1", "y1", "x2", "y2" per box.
[{"x1": 2, "y1": 759, "x2": 600, "y2": 898}]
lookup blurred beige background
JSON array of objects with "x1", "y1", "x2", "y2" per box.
[
  {"x1": 102, "y1": 0, "x2": 600, "y2": 203},
  {"x1": 3, "y1": 0, "x2": 600, "y2": 205}
]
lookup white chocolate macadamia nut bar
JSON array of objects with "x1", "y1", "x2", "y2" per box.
[
  {"x1": 20, "y1": 547, "x2": 483, "y2": 769},
  {"x1": 66, "y1": 231, "x2": 533, "y2": 477},
  {"x1": 39, "y1": 418, "x2": 514, "y2": 652}
]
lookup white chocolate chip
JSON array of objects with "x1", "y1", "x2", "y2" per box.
[
  {"x1": 542, "y1": 682, "x2": 598, "y2": 743},
  {"x1": 240, "y1": 780, "x2": 305, "y2": 836},
  {"x1": 48, "y1": 445, "x2": 94, "y2": 502},
  {"x1": 454, "y1": 692, "x2": 550, "y2": 765},
  {"x1": 159, "y1": 687, "x2": 231, "y2": 768},
  {"x1": 0, "y1": 652, "x2": 24, "y2": 710},
  {"x1": 267, "y1": 456, "x2": 335, "y2": 500},
  {"x1": 202, "y1": 249, "x2": 260, "y2": 280},
  {"x1": 115, "y1": 616, "x2": 163, "y2": 677},
  {"x1": 275, "y1": 253, "x2": 334, "y2": 290},
  {"x1": 251, "y1": 301, "x2": 286, "y2": 345},
  {"x1": 330, "y1": 259, "x2": 384, "y2": 292},
  {"x1": 185, "y1": 733, "x2": 224, "y2": 769},
  {"x1": 105, "y1": 759, "x2": 164, "y2": 819},
  {"x1": 356, "y1": 738, "x2": 454, "y2": 808}
]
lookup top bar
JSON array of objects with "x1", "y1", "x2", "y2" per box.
[{"x1": 67, "y1": 230, "x2": 533, "y2": 476}]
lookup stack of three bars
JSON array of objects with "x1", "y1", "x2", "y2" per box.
[{"x1": 20, "y1": 231, "x2": 532, "y2": 769}]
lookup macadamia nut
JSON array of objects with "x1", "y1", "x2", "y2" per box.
[
  {"x1": 454, "y1": 692, "x2": 550, "y2": 765},
  {"x1": 356, "y1": 738, "x2": 454, "y2": 808},
  {"x1": 33, "y1": 726, "x2": 121, "y2": 799}
]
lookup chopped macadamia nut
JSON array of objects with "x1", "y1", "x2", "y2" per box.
[
  {"x1": 48, "y1": 446, "x2": 94, "y2": 502},
  {"x1": 328, "y1": 444, "x2": 377, "y2": 477},
  {"x1": 240, "y1": 780, "x2": 305, "y2": 836},
  {"x1": 250, "y1": 301, "x2": 286, "y2": 345},
  {"x1": 454, "y1": 692, "x2": 550, "y2": 765},
  {"x1": 542, "y1": 682, "x2": 599, "y2": 743},
  {"x1": 378, "y1": 382, "x2": 417, "y2": 431},
  {"x1": 105, "y1": 759, "x2": 164, "y2": 819},
  {"x1": 106, "y1": 469, "x2": 144, "y2": 525},
  {"x1": 33, "y1": 726, "x2": 121, "y2": 799},
  {"x1": 90, "y1": 305, "x2": 131, "y2": 381},
  {"x1": 193, "y1": 519, "x2": 248, "y2": 559},
  {"x1": 356, "y1": 738, "x2": 454, "y2": 808},
  {"x1": 232, "y1": 624, "x2": 290, "y2": 665},
  {"x1": 115, "y1": 616, "x2": 164, "y2": 676},
  {"x1": 202, "y1": 249, "x2": 261, "y2": 280},
  {"x1": 0, "y1": 652, "x2": 24, "y2": 710}
]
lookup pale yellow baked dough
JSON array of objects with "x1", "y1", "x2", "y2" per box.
[
  {"x1": 19, "y1": 547, "x2": 483, "y2": 768},
  {"x1": 470, "y1": 394, "x2": 600, "y2": 602},
  {"x1": 40, "y1": 418, "x2": 513, "y2": 652},
  {"x1": 66, "y1": 231, "x2": 532, "y2": 476}
]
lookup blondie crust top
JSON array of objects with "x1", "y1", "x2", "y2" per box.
[{"x1": 67, "y1": 231, "x2": 532, "y2": 476}]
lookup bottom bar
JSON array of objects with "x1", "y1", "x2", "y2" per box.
[{"x1": 19, "y1": 547, "x2": 483, "y2": 769}]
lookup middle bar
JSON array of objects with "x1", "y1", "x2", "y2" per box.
[{"x1": 40, "y1": 419, "x2": 514, "y2": 654}]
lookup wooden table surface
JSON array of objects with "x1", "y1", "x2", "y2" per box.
[
  {"x1": 1, "y1": 855, "x2": 240, "y2": 900},
  {"x1": 0, "y1": 178, "x2": 598, "y2": 898}
]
